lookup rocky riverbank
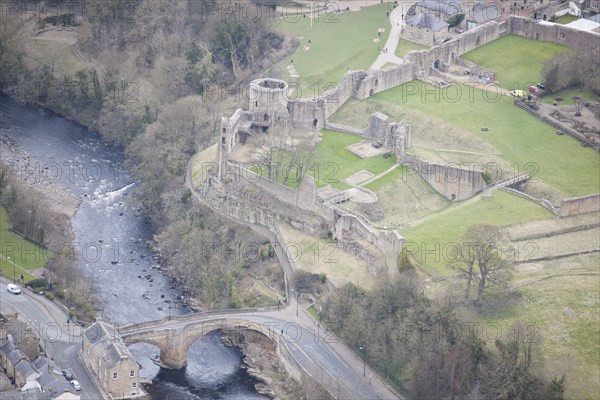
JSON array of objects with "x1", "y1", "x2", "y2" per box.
[
  {"x1": 0, "y1": 129, "x2": 81, "y2": 218},
  {"x1": 222, "y1": 330, "x2": 332, "y2": 400}
]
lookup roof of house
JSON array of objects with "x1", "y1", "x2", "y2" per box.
[
  {"x1": 84, "y1": 320, "x2": 136, "y2": 368},
  {"x1": 586, "y1": 13, "x2": 600, "y2": 23},
  {"x1": 470, "y1": 2, "x2": 503, "y2": 23},
  {"x1": 7, "y1": 349, "x2": 28, "y2": 365},
  {"x1": 417, "y1": 0, "x2": 463, "y2": 16},
  {"x1": 32, "y1": 357, "x2": 50, "y2": 373},
  {"x1": 37, "y1": 372, "x2": 77, "y2": 400},
  {"x1": 1, "y1": 340, "x2": 17, "y2": 355},
  {"x1": 408, "y1": 12, "x2": 450, "y2": 31},
  {"x1": 0, "y1": 391, "x2": 39, "y2": 400},
  {"x1": 15, "y1": 360, "x2": 40, "y2": 379}
]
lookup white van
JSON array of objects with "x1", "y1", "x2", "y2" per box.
[{"x1": 7, "y1": 284, "x2": 21, "y2": 294}]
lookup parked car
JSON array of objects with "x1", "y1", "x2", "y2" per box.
[
  {"x1": 510, "y1": 89, "x2": 526, "y2": 98},
  {"x1": 70, "y1": 380, "x2": 81, "y2": 391},
  {"x1": 6, "y1": 284, "x2": 21, "y2": 294},
  {"x1": 528, "y1": 85, "x2": 539, "y2": 93},
  {"x1": 537, "y1": 83, "x2": 545, "y2": 89},
  {"x1": 62, "y1": 369, "x2": 74, "y2": 380}
]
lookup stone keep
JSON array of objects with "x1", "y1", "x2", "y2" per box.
[{"x1": 249, "y1": 78, "x2": 290, "y2": 126}]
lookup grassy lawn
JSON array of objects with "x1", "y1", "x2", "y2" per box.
[
  {"x1": 402, "y1": 190, "x2": 554, "y2": 274},
  {"x1": 26, "y1": 39, "x2": 85, "y2": 78},
  {"x1": 369, "y1": 81, "x2": 600, "y2": 197},
  {"x1": 0, "y1": 208, "x2": 46, "y2": 283},
  {"x1": 251, "y1": 130, "x2": 396, "y2": 190},
  {"x1": 360, "y1": 165, "x2": 449, "y2": 226},
  {"x1": 394, "y1": 39, "x2": 429, "y2": 58},
  {"x1": 277, "y1": 222, "x2": 375, "y2": 289},
  {"x1": 276, "y1": 3, "x2": 391, "y2": 94},
  {"x1": 541, "y1": 86, "x2": 599, "y2": 105},
  {"x1": 312, "y1": 130, "x2": 396, "y2": 189},
  {"x1": 461, "y1": 34, "x2": 568, "y2": 90},
  {"x1": 556, "y1": 14, "x2": 580, "y2": 24},
  {"x1": 191, "y1": 143, "x2": 218, "y2": 188},
  {"x1": 479, "y1": 254, "x2": 600, "y2": 400}
]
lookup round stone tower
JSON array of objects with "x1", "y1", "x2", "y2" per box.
[{"x1": 249, "y1": 78, "x2": 289, "y2": 126}]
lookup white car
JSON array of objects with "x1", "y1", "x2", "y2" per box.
[
  {"x1": 6, "y1": 284, "x2": 21, "y2": 295},
  {"x1": 70, "y1": 380, "x2": 81, "y2": 391}
]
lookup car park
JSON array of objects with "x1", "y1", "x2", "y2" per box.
[{"x1": 6, "y1": 284, "x2": 21, "y2": 294}]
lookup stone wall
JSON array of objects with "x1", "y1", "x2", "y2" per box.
[
  {"x1": 401, "y1": 153, "x2": 486, "y2": 201},
  {"x1": 508, "y1": 17, "x2": 600, "y2": 52},
  {"x1": 323, "y1": 121, "x2": 367, "y2": 137},
  {"x1": 356, "y1": 63, "x2": 416, "y2": 99},
  {"x1": 558, "y1": 193, "x2": 600, "y2": 217},
  {"x1": 333, "y1": 213, "x2": 405, "y2": 275},
  {"x1": 405, "y1": 21, "x2": 502, "y2": 79}
]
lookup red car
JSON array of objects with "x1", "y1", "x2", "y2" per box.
[{"x1": 528, "y1": 85, "x2": 539, "y2": 93}]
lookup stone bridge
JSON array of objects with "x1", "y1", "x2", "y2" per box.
[
  {"x1": 120, "y1": 314, "x2": 280, "y2": 369},
  {"x1": 117, "y1": 311, "x2": 401, "y2": 399}
]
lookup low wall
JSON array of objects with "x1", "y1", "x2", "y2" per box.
[
  {"x1": 558, "y1": 193, "x2": 600, "y2": 217},
  {"x1": 498, "y1": 187, "x2": 558, "y2": 214},
  {"x1": 323, "y1": 121, "x2": 367, "y2": 137},
  {"x1": 401, "y1": 153, "x2": 486, "y2": 201}
]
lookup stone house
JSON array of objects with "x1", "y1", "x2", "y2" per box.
[
  {"x1": 37, "y1": 371, "x2": 80, "y2": 400},
  {"x1": 0, "y1": 339, "x2": 41, "y2": 389},
  {"x1": 405, "y1": 13, "x2": 450, "y2": 46},
  {"x1": 582, "y1": 0, "x2": 600, "y2": 16},
  {"x1": 82, "y1": 320, "x2": 144, "y2": 399}
]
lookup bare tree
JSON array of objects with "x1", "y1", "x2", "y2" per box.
[{"x1": 451, "y1": 225, "x2": 514, "y2": 306}]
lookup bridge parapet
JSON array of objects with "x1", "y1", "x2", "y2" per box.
[{"x1": 119, "y1": 306, "x2": 281, "y2": 335}]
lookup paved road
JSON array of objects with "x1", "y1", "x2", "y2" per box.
[
  {"x1": 122, "y1": 312, "x2": 400, "y2": 400},
  {"x1": 369, "y1": 1, "x2": 415, "y2": 70},
  {"x1": 0, "y1": 277, "x2": 105, "y2": 400}
]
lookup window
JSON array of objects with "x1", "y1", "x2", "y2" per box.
[
  {"x1": 132, "y1": 382, "x2": 137, "y2": 388},
  {"x1": 129, "y1": 370, "x2": 135, "y2": 378},
  {"x1": 592, "y1": 1, "x2": 599, "y2": 9},
  {"x1": 112, "y1": 372, "x2": 118, "y2": 380}
]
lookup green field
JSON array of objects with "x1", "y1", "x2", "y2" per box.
[
  {"x1": 394, "y1": 39, "x2": 429, "y2": 58},
  {"x1": 402, "y1": 190, "x2": 554, "y2": 273},
  {"x1": 276, "y1": 3, "x2": 391, "y2": 93},
  {"x1": 541, "y1": 86, "x2": 598, "y2": 105},
  {"x1": 0, "y1": 208, "x2": 46, "y2": 283},
  {"x1": 26, "y1": 39, "x2": 85, "y2": 78},
  {"x1": 363, "y1": 82, "x2": 600, "y2": 197},
  {"x1": 462, "y1": 34, "x2": 568, "y2": 90},
  {"x1": 480, "y1": 254, "x2": 600, "y2": 400},
  {"x1": 312, "y1": 130, "x2": 396, "y2": 189},
  {"x1": 251, "y1": 130, "x2": 397, "y2": 190}
]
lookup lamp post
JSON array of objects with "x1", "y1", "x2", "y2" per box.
[
  {"x1": 8, "y1": 256, "x2": 16, "y2": 283},
  {"x1": 359, "y1": 346, "x2": 366, "y2": 376},
  {"x1": 296, "y1": 290, "x2": 300, "y2": 317}
]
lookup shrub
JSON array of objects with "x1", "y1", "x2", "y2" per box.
[
  {"x1": 397, "y1": 248, "x2": 415, "y2": 272},
  {"x1": 319, "y1": 272, "x2": 327, "y2": 283},
  {"x1": 28, "y1": 278, "x2": 48, "y2": 289}
]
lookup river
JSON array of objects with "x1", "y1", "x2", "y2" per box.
[{"x1": 0, "y1": 98, "x2": 264, "y2": 399}]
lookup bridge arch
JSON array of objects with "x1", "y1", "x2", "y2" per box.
[{"x1": 121, "y1": 318, "x2": 279, "y2": 370}]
